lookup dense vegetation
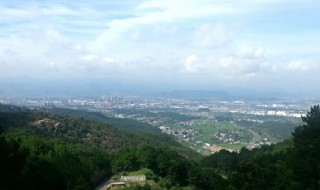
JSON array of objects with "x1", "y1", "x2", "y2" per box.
[
  {"x1": 43, "y1": 107, "x2": 162, "y2": 135},
  {"x1": 218, "y1": 112, "x2": 301, "y2": 141},
  {"x1": 0, "y1": 104, "x2": 319, "y2": 189}
]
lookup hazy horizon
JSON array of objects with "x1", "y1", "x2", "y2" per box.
[{"x1": 1, "y1": 1, "x2": 320, "y2": 97}]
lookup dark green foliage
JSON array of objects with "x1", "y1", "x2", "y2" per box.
[
  {"x1": 256, "y1": 120, "x2": 298, "y2": 139},
  {"x1": 112, "y1": 145, "x2": 194, "y2": 187},
  {"x1": 112, "y1": 149, "x2": 141, "y2": 172},
  {"x1": 44, "y1": 107, "x2": 162, "y2": 135},
  {"x1": 1, "y1": 104, "x2": 320, "y2": 190},
  {"x1": 0, "y1": 135, "x2": 29, "y2": 189},
  {"x1": 188, "y1": 167, "x2": 226, "y2": 190},
  {"x1": 0, "y1": 104, "x2": 200, "y2": 189},
  {"x1": 0, "y1": 135, "x2": 111, "y2": 190},
  {"x1": 230, "y1": 153, "x2": 298, "y2": 190},
  {"x1": 202, "y1": 149, "x2": 238, "y2": 171},
  {"x1": 227, "y1": 105, "x2": 320, "y2": 190},
  {"x1": 291, "y1": 105, "x2": 320, "y2": 190},
  {"x1": 123, "y1": 184, "x2": 151, "y2": 190},
  {"x1": 38, "y1": 107, "x2": 199, "y2": 158}
]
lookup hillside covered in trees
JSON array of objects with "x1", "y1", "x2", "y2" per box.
[{"x1": 0, "y1": 104, "x2": 319, "y2": 190}]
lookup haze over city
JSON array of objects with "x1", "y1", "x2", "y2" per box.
[{"x1": 1, "y1": 0, "x2": 320, "y2": 97}]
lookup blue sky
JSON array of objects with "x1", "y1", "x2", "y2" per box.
[{"x1": 1, "y1": 0, "x2": 320, "y2": 95}]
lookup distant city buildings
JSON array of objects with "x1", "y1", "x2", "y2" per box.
[{"x1": 0, "y1": 96, "x2": 309, "y2": 118}]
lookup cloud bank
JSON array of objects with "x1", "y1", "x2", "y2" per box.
[{"x1": 0, "y1": 0, "x2": 320, "y2": 95}]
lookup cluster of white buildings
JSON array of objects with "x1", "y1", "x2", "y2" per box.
[{"x1": 159, "y1": 126, "x2": 199, "y2": 140}]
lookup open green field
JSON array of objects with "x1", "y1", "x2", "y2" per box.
[{"x1": 107, "y1": 108, "x2": 302, "y2": 152}]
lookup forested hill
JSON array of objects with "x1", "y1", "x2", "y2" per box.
[
  {"x1": 0, "y1": 104, "x2": 320, "y2": 190},
  {"x1": 40, "y1": 106, "x2": 162, "y2": 135},
  {"x1": 0, "y1": 104, "x2": 196, "y2": 154},
  {"x1": 0, "y1": 105, "x2": 130, "y2": 151}
]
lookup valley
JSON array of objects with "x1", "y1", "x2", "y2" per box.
[{"x1": 1, "y1": 96, "x2": 313, "y2": 153}]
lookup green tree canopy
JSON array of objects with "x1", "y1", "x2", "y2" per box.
[{"x1": 292, "y1": 105, "x2": 320, "y2": 190}]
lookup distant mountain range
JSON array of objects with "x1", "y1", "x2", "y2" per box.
[
  {"x1": 0, "y1": 78, "x2": 309, "y2": 100},
  {"x1": 156, "y1": 90, "x2": 232, "y2": 100}
]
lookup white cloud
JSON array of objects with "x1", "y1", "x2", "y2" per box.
[
  {"x1": 80, "y1": 54, "x2": 98, "y2": 62},
  {"x1": 1, "y1": 0, "x2": 320, "y2": 95},
  {"x1": 237, "y1": 45, "x2": 266, "y2": 58},
  {"x1": 42, "y1": 5, "x2": 78, "y2": 16},
  {"x1": 287, "y1": 59, "x2": 318, "y2": 71},
  {"x1": 0, "y1": 6, "x2": 33, "y2": 21},
  {"x1": 137, "y1": 0, "x2": 246, "y2": 20},
  {"x1": 0, "y1": 27, "x2": 93, "y2": 77},
  {"x1": 90, "y1": 0, "x2": 247, "y2": 53},
  {"x1": 102, "y1": 57, "x2": 115, "y2": 63},
  {"x1": 218, "y1": 56, "x2": 267, "y2": 75},
  {"x1": 130, "y1": 31, "x2": 141, "y2": 41},
  {"x1": 206, "y1": 45, "x2": 274, "y2": 80},
  {"x1": 184, "y1": 54, "x2": 198, "y2": 73},
  {"x1": 193, "y1": 23, "x2": 237, "y2": 48},
  {"x1": 45, "y1": 29, "x2": 68, "y2": 44}
]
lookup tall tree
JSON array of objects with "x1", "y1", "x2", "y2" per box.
[{"x1": 292, "y1": 105, "x2": 320, "y2": 189}]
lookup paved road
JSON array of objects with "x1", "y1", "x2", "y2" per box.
[{"x1": 247, "y1": 129, "x2": 261, "y2": 149}]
